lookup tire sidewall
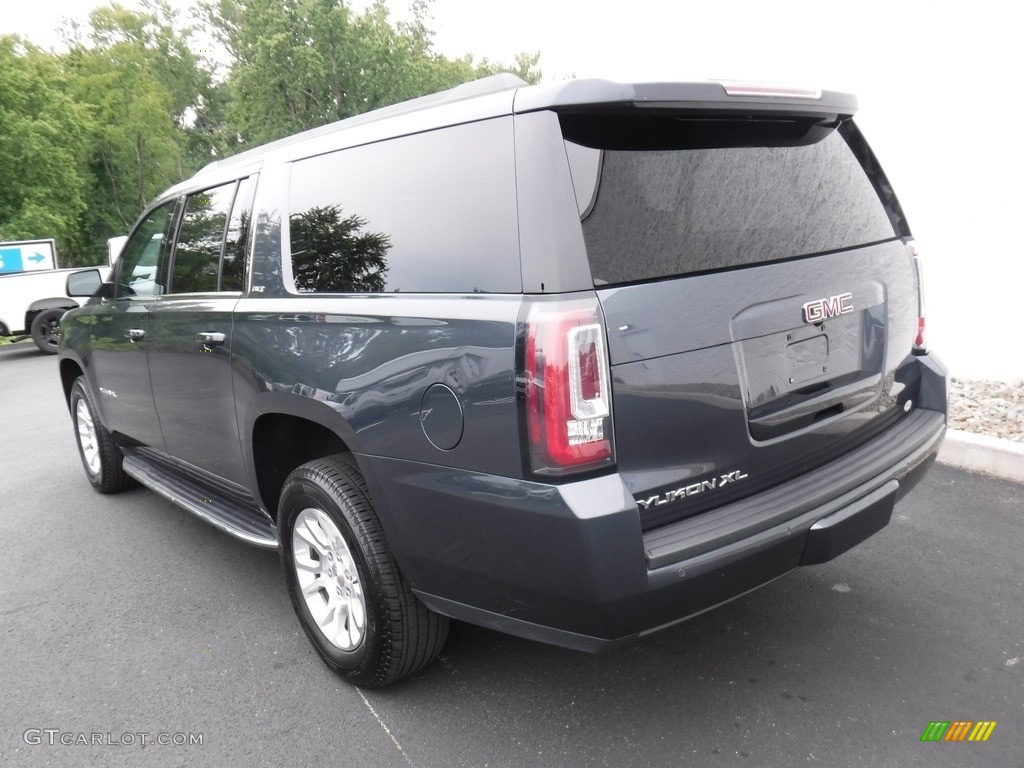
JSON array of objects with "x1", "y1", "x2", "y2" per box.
[{"x1": 279, "y1": 476, "x2": 386, "y2": 683}]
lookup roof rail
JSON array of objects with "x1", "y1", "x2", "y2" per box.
[{"x1": 195, "y1": 73, "x2": 527, "y2": 178}]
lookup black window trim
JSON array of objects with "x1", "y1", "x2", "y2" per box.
[
  {"x1": 220, "y1": 175, "x2": 258, "y2": 294},
  {"x1": 163, "y1": 177, "x2": 255, "y2": 296}
]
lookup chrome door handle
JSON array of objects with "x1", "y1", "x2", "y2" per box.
[
  {"x1": 125, "y1": 329, "x2": 146, "y2": 342},
  {"x1": 196, "y1": 332, "x2": 226, "y2": 346}
]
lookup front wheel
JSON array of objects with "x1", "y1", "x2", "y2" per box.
[
  {"x1": 30, "y1": 308, "x2": 65, "y2": 354},
  {"x1": 69, "y1": 377, "x2": 136, "y2": 493},
  {"x1": 279, "y1": 455, "x2": 448, "y2": 688}
]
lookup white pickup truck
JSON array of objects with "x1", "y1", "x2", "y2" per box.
[{"x1": 0, "y1": 238, "x2": 122, "y2": 353}]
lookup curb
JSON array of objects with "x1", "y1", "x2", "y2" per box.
[{"x1": 937, "y1": 428, "x2": 1024, "y2": 484}]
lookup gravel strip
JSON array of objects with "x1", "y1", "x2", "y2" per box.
[{"x1": 948, "y1": 378, "x2": 1024, "y2": 443}]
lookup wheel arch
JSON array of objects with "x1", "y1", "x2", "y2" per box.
[
  {"x1": 250, "y1": 411, "x2": 355, "y2": 521},
  {"x1": 25, "y1": 298, "x2": 78, "y2": 330},
  {"x1": 59, "y1": 358, "x2": 86, "y2": 410}
]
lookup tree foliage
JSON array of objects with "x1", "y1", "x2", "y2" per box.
[
  {"x1": 0, "y1": 0, "x2": 542, "y2": 266},
  {"x1": 291, "y1": 204, "x2": 390, "y2": 293},
  {"x1": 208, "y1": 0, "x2": 540, "y2": 145},
  {"x1": 0, "y1": 36, "x2": 90, "y2": 255},
  {"x1": 64, "y1": 1, "x2": 223, "y2": 261}
]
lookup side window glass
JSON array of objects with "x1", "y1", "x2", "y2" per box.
[
  {"x1": 286, "y1": 118, "x2": 520, "y2": 294},
  {"x1": 171, "y1": 182, "x2": 236, "y2": 294},
  {"x1": 116, "y1": 201, "x2": 177, "y2": 297},
  {"x1": 221, "y1": 176, "x2": 256, "y2": 292}
]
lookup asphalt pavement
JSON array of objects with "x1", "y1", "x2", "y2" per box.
[{"x1": 1, "y1": 340, "x2": 1021, "y2": 768}]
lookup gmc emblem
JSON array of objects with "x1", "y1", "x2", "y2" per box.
[{"x1": 802, "y1": 292, "x2": 853, "y2": 323}]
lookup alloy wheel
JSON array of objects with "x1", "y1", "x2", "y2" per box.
[{"x1": 291, "y1": 507, "x2": 366, "y2": 651}]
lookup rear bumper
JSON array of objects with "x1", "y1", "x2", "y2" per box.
[
  {"x1": 359, "y1": 404, "x2": 945, "y2": 653},
  {"x1": 642, "y1": 407, "x2": 943, "y2": 570}
]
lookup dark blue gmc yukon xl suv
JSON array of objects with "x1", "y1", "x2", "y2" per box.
[{"x1": 58, "y1": 75, "x2": 947, "y2": 687}]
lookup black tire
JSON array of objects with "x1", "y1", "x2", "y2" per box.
[
  {"x1": 279, "y1": 454, "x2": 448, "y2": 688},
  {"x1": 69, "y1": 377, "x2": 136, "y2": 493},
  {"x1": 30, "y1": 308, "x2": 66, "y2": 354}
]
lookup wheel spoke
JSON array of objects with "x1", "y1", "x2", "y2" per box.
[
  {"x1": 330, "y1": 601, "x2": 348, "y2": 645},
  {"x1": 301, "y1": 574, "x2": 330, "y2": 600},
  {"x1": 306, "y1": 518, "x2": 331, "y2": 549},
  {"x1": 293, "y1": 550, "x2": 320, "y2": 573},
  {"x1": 348, "y1": 595, "x2": 365, "y2": 635},
  {"x1": 294, "y1": 517, "x2": 329, "y2": 553},
  {"x1": 318, "y1": 595, "x2": 337, "y2": 627}
]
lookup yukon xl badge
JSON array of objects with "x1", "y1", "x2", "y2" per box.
[
  {"x1": 636, "y1": 470, "x2": 749, "y2": 510},
  {"x1": 802, "y1": 292, "x2": 853, "y2": 323}
]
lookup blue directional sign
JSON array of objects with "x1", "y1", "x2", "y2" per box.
[
  {"x1": 0, "y1": 239, "x2": 57, "y2": 273},
  {"x1": 0, "y1": 248, "x2": 22, "y2": 273}
]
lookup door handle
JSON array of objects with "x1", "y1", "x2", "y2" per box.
[
  {"x1": 196, "y1": 332, "x2": 226, "y2": 348},
  {"x1": 125, "y1": 329, "x2": 146, "y2": 342}
]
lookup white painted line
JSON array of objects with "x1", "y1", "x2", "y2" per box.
[{"x1": 358, "y1": 688, "x2": 416, "y2": 768}]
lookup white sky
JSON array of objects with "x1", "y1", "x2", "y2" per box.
[{"x1": 4, "y1": 0, "x2": 1023, "y2": 379}]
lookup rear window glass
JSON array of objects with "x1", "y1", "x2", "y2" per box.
[
  {"x1": 286, "y1": 118, "x2": 521, "y2": 294},
  {"x1": 564, "y1": 117, "x2": 897, "y2": 286}
]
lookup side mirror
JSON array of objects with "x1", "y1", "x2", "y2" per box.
[{"x1": 67, "y1": 269, "x2": 103, "y2": 297}]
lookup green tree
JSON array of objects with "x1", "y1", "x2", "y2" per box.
[
  {"x1": 206, "y1": 0, "x2": 540, "y2": 146},
  {"x1": 291, "y1": 204, "x2": 390, "y2": 293},
  {"x1": 3, "y1": 0, "x2": 543, "y2": 267},
  {"x1": 64, "y1": 1, "x2": 226, "y2": 261},
  {"x1": 0, "y1": 36, "x2": 91, "y2": 260}
]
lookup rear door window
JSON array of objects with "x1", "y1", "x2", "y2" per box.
[
  {"x1": 166, "y1": 177, "x2": 254, "y2": 294},
  {"x1": 170, "y1": 183, "x2": 236, "y2": 294}
]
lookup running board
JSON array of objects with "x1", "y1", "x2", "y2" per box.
[{"x1": 122, "y1": 448, "x2": 278, "y2": 549}]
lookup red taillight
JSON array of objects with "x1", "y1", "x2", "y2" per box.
[
  {"x1": 522, "y1": 299, "x2": 614, "y2": 476},
  {"x1": 909, "y1": 241, "x2": 927, "y2": 354}
]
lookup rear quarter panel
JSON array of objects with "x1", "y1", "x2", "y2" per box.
[{"x1": 229, "y1": 295, "x2": 523, "y2": 476}]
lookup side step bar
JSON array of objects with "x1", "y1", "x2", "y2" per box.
[{"x1": 122, "y1": 448, "x2": 278, "y2": 549}]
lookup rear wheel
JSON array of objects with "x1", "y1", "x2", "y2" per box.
[
  {"x1": 279, "y1": 455, "x2": 448, "y2": 688},
  {"x1": 69, "y1": 377, "x2": 136, "y2": 493},
  {"x1": 30, "y1": 308, "x2": 65, "y2": 354}
]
